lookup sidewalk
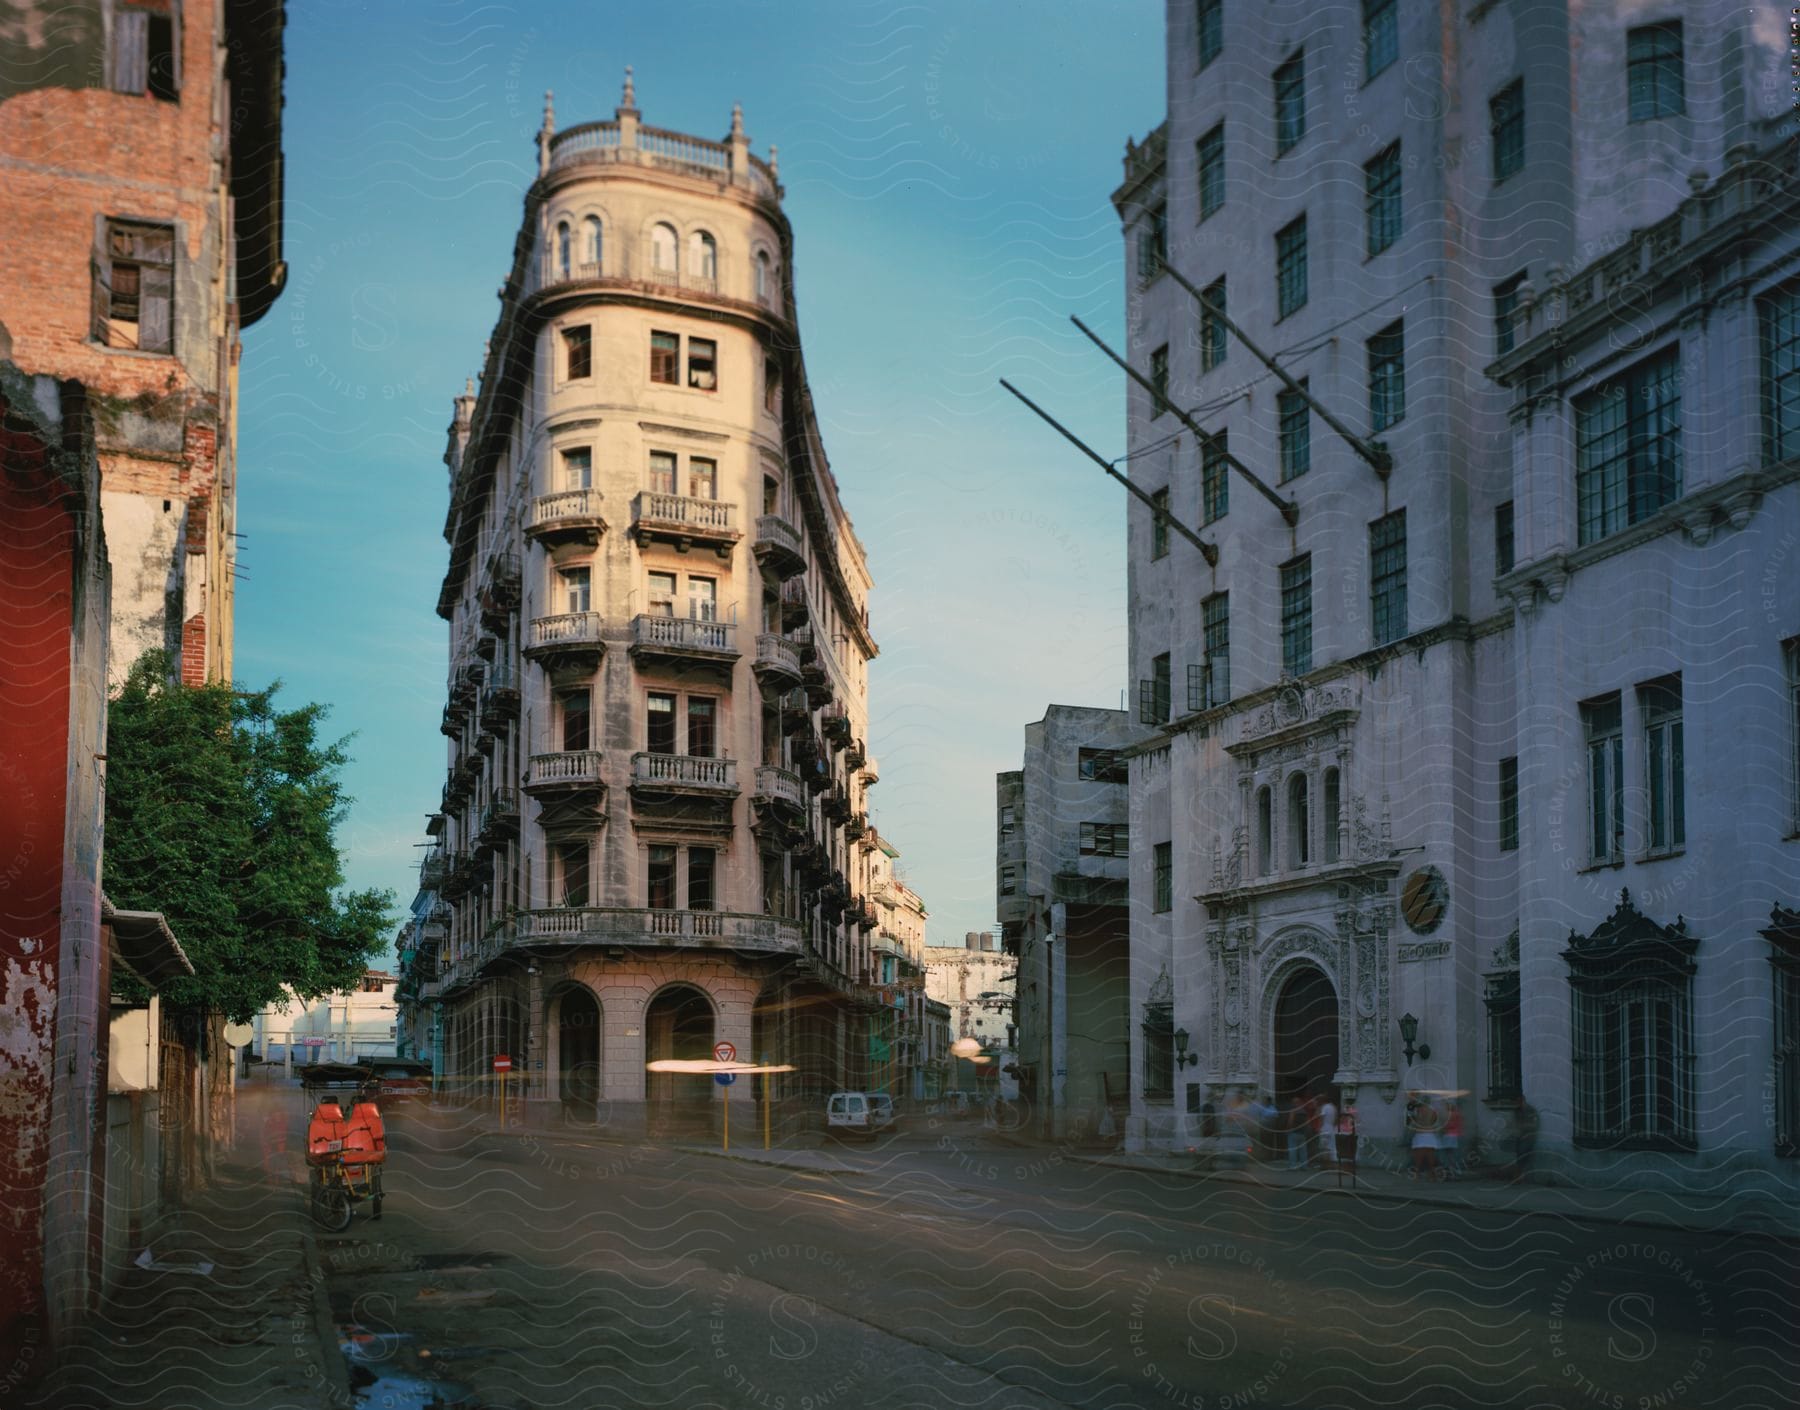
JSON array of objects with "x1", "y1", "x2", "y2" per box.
[
  {"x1": 23, "y1": 1092, "x2": 348, "y2": 1410},
  {"x1": 1065, "y1": 1144, "x2": 1800, "y2": 1237}
]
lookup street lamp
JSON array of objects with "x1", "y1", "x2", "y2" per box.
[
  {"x1": 1173, "y1": 1027, "x2": 1199, "y2": 1069},
  {"x1": 1398, "y1": 1012, "x2": 1430, "y2": 1064}
]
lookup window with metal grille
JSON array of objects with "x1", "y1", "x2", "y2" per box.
[
  {"x1": 1274, "y1": 50, "x2": 1306, "y2": 154},
  {"x1": 650, "y1": 330, "x2": 678, "y2": 384},
  {"x1": 1571, "y1": 976, "x2": 1695, "y2": 1148},
  {"x1": 1140, "y1": 653, "x2": 1172, "y2": 724},
  {"x1": 1363, "y1": 0, "x2": 1397, "y2": 80},
  {"x1": 1484, "y1": 971, "x2": 1522, "y2": 1101},
  {"x1": 1255, "y1": 787, "x2": 1273, "y2": 875},
  {"x1": 1364, "y1": 143, "x2": 1402, "y2": 256},
  {"x1": 1322, "y1": 767, "x2": 1341, "y2": 863},
  {"x1": 1368, "y1": 319, "x2": 1405, "y2": 431},
  {"x1": 1490, "y1": 79, "x2": 1524, "y2": 181},
  {"x1": 1142, "y1": 1002, "x2": 1174, "y2": 1100},
  {"x1": 1275, "y1": 216, "x2": 1307, "y2": 318},
  {"x1": 1201, "y1": 279, "x2": 1227, "y2": 371},
  {"x1": 1197, "y1": 124, "x2": 1225, "y2": 220},
  {"x1": 1196, "y1": 0, "x2": 1222, "y2": 68},
  {"x1": 1627, "y1": 22, "x2": 1684, "y2": 120},
  {"x1": 1494, "y1": 270, "x2": 1526, "y2": 356},
  {"x1": 1777, "y1": 950, "x2": 1800, "y2": 1157},
  {"x1": 1150, "y1": 344, "x2": 1170, "y2": 413},
  {"x1": 1202, "y1": 593, "x2": 1230, "y2": 706},
  {"x1": 1639, "y1": 677, "x2": 1684, "y2": 854},
  {"x1": 1153, "y1": 842, "x2": 1172, "y2": 913},
  {"x1": 1139, "y1": 205, "x2": 1167, "y2": 284},
  {"x1": 1499, "y1": 755, "x2": 1520, "y2": 852},
  {"x1": 1495, "y1": 500, "x2": 1515, "y2": 575},
  {"x1": 1281, "y1": 555, "x2": 1312, "y2": 677},
  {"x1": 1079, "y1": 822, "x2": 1130, "y2": 857},
  {"x1": 1760, "y1": 281, "x2": 1800, "y2": 463},
  {"x1": 1582, "y1": 694, "x2": 1624, "y2": 864},
  {"x1": 1278, "y1": 381, "x2": 1310, "y2": 482},
  {"x1": 1150, "y1": 487, "x2": 1170, "y2": 560},
  {"x1": 1202, "y1": 431, "x2": 1229, "y2": 524},
  {"x1": 94, "y1": 220, "x2": 174, "y2": 353},
  {"x1": 1575, "y1": 347, "x2": 1682, "y2": 545},
  {"x1": 1079, "y1": 748, "x2": 1128, "y2": 784},
  {"x1": 1369, "y1": 509, "x2": 1407, "y2": 645},
  {"x1": 1287, "y1": 772, "x2": 1310, "y2": 868}
]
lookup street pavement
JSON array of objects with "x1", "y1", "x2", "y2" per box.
[{"x1": 22, "y1": 1086, "x2": 1798, "y2": 1409}]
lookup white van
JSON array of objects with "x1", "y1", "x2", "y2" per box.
[{"x1": 826, "y1": 1091, "x2": 896, "y2": 1137}]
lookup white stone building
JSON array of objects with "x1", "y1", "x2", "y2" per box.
[
  {"x1": 997, "y1": 705, "x2": 1145, "y2": 1137},
  {"x1": 1111, "y1": 0, "x2": 1798, "y2": 1189},
  {"x1": 413, "y1": 77, "x2": 907, "y2": 1136},
  {"x1": 924, "y1": 934, "x2": 1015, "y2": 1052},
  {"x1": 254, "y1": 972, "x2": 400, "y2": 1069}
]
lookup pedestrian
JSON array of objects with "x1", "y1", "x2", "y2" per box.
[
  {"x1": 1510, "y1": 1096, "x2": 1540, "y2": 1182},
  {"x1": 1334, "y1": 1099, "x2": 1358, "y2": 1170},
  {"x1": 1408, "y1": 1092, "x2": 1441, "y2": 1181},
  {"x1": 1317, "y1": 1089, "x2": 1338, "y2": 1168},
  {"x1": 1284, "y1": 1097, "x2": 1308, "y2": 1170},
  {"x1": 1441, "y1": 1097, "x2": 1465, "y2": 1179}
]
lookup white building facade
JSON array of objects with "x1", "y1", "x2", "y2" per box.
[
  {"x1": 1114, "y1": 0, "x2": 1798, "y2": 1189},
  {"x1": 413, "y1": 79, "x2": 904, "y2": 1137},
  {"x1": 254, "y1": 973, "x2": 400, "y2": 1069}
]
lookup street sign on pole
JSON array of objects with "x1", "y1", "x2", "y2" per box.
[
  {"x1": 493, "y1": 1054, "x2": 512, "y2": 1128},
  {"x1": 713, "y1": 1041, "x2": 736, "y2": 1063},
  {"x1": 714, "y1": 1072, "x2": 737, "y2": 1086}
]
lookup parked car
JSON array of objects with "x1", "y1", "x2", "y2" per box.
[
  {"x1": 362, "y1": 1059, "x2": 432, "y2": 1104},
  {"x1": 825, "y1": 1091, "x2": 896, "y2": 1138}
]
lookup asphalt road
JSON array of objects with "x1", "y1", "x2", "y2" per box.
[{"x1": 316, "y1": 1107, "x2": 1793, "y2": 1410}]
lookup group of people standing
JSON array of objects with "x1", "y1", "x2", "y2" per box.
[
  {"x1": 1403, "y1": 1091, "x2": 1465, "y2": 1179},
  {"x1": 1222, "y1": 1088, "x2": 1355, "y2": 1169}
]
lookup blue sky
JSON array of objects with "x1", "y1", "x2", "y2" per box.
[{"x1": 237, "y1": 0, "x2": 1164, "y2": 956}]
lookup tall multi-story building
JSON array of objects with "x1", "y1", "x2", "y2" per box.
[
  {"x1": 0, "y1": 0, "x2": 286, "y2": 1362},
  {"x1": 1113, "y1": 0, "x2": 1796, "y2": 1189},
  {"x1": 868, "y1": 836, "x2": 930, "y2": 1097},
  {"x1": 418, "y1": 78, "x2": 899, "y2": 1136},
  {"x1": 997, "y1": 706, "x2": 1141, "y2": 1137}
]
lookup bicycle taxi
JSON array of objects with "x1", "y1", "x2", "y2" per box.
[{"x1": 305, "y1": 1084, "x2": 387, "y2": 1230}]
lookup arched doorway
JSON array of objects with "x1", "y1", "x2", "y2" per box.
[
  {"x1": 1272, "y1": 965, "x2": 1338, "y2": 1102},
  {"x1": 645, "y1": 985, "x2": 716, "y2": 1138},
  {"x1": 557, "y1": 986, "x2": 602, "y2": 1121}
]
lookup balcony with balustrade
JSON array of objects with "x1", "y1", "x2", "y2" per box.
[
  {"x1": 479, "y1": 665, "x2": 521, "y2": 731},
  {"x1": 630, "y1": 491, "x2": 740, "y2": 557},
  {"x1": 628, "y1": 752, "x2": 739, "y2": 801},
  {"x1": 519, "y1": 906, "x2": 803, "y2": 956},
  {"x1": 523, "y1": 611, "x2": 606, "y2": 670},
  {"x1": 526, "y1": 489, "x2": 608, "y2": 547},
  {"x1": 751, "y1": 764, "x2": 807, "y2": 825},
  {"x1": 480, "y1": 552, "x2": 522, "y2": 628},
  {"x1": 752, "y1": 633, "x2": 802, "y2": 694},
  {"x1": 523, "y1": 750, "x2": 605, "y2": 799},
  {"x1": 753, "y1": 513, "x2": 806, "y2": 580},
  {"x1": 628, "y1": 613, "x2": 739, "y2": 670},
  {"x1": 780, "y1": 578, "x2": 810, "y2": 628}
]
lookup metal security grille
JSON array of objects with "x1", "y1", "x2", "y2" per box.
[
  {"x1": 1141, "y1": 1002, "x2": 1173, "y2": 1100},
  {"x1": 1281, "y1": 555, "x2": 1312, "y2": 676},
  {"x1": 1278, "y1": 381, "x2": 1310, "y2": 481},
  {"x1": 1202, "y1": 430, "x2": 1229, "y2": 523},
  {"x1": 1627, "y1": 23, "x2": 1684, "y2": 120},
  {"x1": 1364, "y1": 144, "x2": 1402, "y2": 256},
  {"x1": 1760, "y1": 281, "x2": 1800, "y2": 462},
  {"x1": 1571, "y1": 978, "x2": 1695, "y2": 1147},
  {"x1": 1369, "y1": 510, "x2": 1407, "y2": 645},
  {"x1": 1484, "y1": 971, "x2": 1522, "y2": 1101},
  {"x1": 1575, "y1": 347, "x2": 1682, "y2": 545},
  {"x1": 1153, "y1": 842, "x2": 1172, "y2": 913},
  {"x1": 1276, "y1": 216, "x2": 1307, "y2": 318}
]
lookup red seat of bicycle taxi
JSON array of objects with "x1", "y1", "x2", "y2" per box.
[
  {"x1": 307, "y1": 1102, "x2": 348, "y2": 1160},
  {"x1": 341, "y1": 1103, "x2": 387, "y2": 1165}
]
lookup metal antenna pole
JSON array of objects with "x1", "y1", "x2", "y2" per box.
[
  {"x1": 1070, "y1": 315, "x2": 1298, "y2": 528},
  {"x1": 999, "y1": 379, "x2": 1217, "y2": 567},
  {"x1": 1159, "y1": 261, "x2": 1393, "y2": 479}
]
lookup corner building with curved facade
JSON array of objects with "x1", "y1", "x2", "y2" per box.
[{"x1": 412, "y1": 80, "x2": 896, "y2": 1137}]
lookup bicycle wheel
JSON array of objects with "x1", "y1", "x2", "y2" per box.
[{"x1": 312, "y1": 1181, "x2": 352, "y2": 1232}]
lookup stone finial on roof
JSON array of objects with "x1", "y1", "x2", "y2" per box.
[
  {"x1": 730, "y1": 102, "x2": 744, "y2": 140},
  {"x1": 621, "y1": 65, "x2": 636, "y2": 112},
  {"x1": 541, "y1": 90, "x2": 554, "y2": 133},
  {"x1": 769, "y1": 144, "x2": 779, "y2": 179}
]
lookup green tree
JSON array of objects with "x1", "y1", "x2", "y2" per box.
[{"x1": 104, "y1": 651, "x2": 393, "y2": 1020}]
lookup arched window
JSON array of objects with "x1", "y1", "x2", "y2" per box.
[
  {"x1": 1288, "y1": 773, "x2": 1310, "y2": 869},
  {"x1": 689, "y1": 230, "x2": 717, "y2": 283},
  {"x1": 1323, "y1": 768, "x2": 1341, "y2": 863},
  {"x1": 1256, "y1": 787, "x2": 1273, "y2": 876},
  {"x1": 651, "y1": 222, "x2": 678, "y2": 274},
  {"x1": 556, "y1": 221, "x2": 571, "y2": 279},
  {"x1": 754, "y1": 250, "x2": 771, "y2": 302},
  {"x1": 584, "y1": 216, "x2": 602, "y2": 271}
]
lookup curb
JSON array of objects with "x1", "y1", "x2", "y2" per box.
[{"x1": 295, "y1": 1188, "x2": 355, "y2": 1409}]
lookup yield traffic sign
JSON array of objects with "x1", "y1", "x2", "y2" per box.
[{"x1": 713, "y1": 1042, "x2": 736, "y2": 1063}]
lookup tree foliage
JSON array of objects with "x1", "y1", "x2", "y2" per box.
[{"x1": 104, "y1": 651, "x2": 393, "y2": 1020}]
